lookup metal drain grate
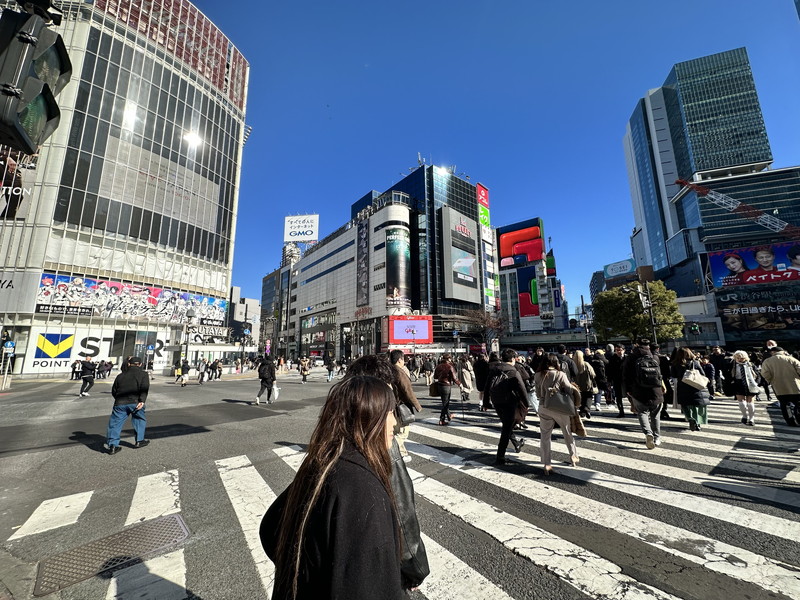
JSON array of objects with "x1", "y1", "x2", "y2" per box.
[{"x1": 33, "y1": 514, "x2": 189, "y2": 597}]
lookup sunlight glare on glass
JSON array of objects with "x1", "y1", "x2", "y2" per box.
[
  {"x1": 183, "y1": 131, "x2": 203, "y2": 147},
  {"x1": 122, "y1": 101, "x2": 138, "y2": 131}
]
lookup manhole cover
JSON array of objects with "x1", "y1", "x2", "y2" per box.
[{"x1": 33, "y1": 514, "x2": 189, "y2": 597}]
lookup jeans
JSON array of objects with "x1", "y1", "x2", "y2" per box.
[
  {"x1": 438, "y1": 384, "x2": 453, "y2": 421},
  {"x1": 80, "y1": 377, "x2": 94, "y2": 394},
  {"x1": 107, "y1": 403, "x2": 146, "y2": 446},
  {"x1": 633, "y1": 398, "x2": 662, "y2": 441}
]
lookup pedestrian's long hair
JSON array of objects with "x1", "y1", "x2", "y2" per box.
[{"x1": 274, "y1": 375, "x2": 397, "y2": 599}]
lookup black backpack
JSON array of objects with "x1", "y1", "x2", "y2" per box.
[
  {"x1": 488, "y1": 370, "x2": 510, "y2": 402},
  {"x1": 634, "y1": 355, "x2": 662, "y2": 388}
]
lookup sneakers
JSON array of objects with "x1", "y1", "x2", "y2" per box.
[
  {"x1": 402, "y1": 455, "x2": 412, "y2": 463},
  {"x1": 654, "y1": 438, "x2": 662, "y2": 446},
  {"x1": 254, "y1": 397, "x2": 261, "y2": 405},
  {"x1": 108, "y1": 445, "x2": 122, "y2": 455},
  {"x1": 134, "y1": 439, "x2": 150, "y2": 448},
  {"x1": 746, "y1": 420, "x2": 754, "y2": 427},
  {"x1": 645, "y1": 434, "x2": 655, "y2": 450}
]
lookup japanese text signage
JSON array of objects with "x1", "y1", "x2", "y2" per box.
[{"x1": 283, "y1": 215, "x2": 319, "y2": 243}]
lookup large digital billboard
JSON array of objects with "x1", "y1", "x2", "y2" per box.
[
  {"x1": 496, "y1": 217, "x2": 545, "y2": 317},
  {"x1": 706, "y1": 241, "x2": 800, "y2": 288},
  {"x1": 388, "y1": 316, "x2": 433, "y2": 345},
  {"x1": 715, "y1": 283, "x2": 800, "y2": 343},
  {"x1": 385, "y1": 226, "x2": 411, "y2": 309},
  {"x1": 441, "y1": 207, "x2": 481, "y2": 304}
]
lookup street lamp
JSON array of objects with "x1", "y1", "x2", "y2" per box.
[{"x1": 622, "y1": 283, "x2": 657, "y2": 345}]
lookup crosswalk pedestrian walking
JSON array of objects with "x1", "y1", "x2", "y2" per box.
[{"x1": 4, "y1": 396, "x2": 799, "y2": 599}]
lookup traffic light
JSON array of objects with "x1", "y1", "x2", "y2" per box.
[
  {"x1": 0, "y1": 8, "x2": 71, "y2": 154},
  {"x1": 689, "y1": 323, "x2": 701, "y2": 335}
]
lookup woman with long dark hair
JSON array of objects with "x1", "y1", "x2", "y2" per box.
[{"x1": 260, "y1": 376, "x2": 405, "y2": 599}]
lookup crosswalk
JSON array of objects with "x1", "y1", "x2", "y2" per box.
[{"x1": 4, "y1": 397, "x2": 799, "y2": 599}]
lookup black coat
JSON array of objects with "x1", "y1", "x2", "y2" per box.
[
  {"x1": 473, "y1": 357, "x2": 490, "y2": 391},
  {"x1": 261, "y1": 445, "x2": 404, "y2": 600},
  {"x1": 622, "y1": 347, "x2": 664, "y2": 405},
  {"x1": 671, "y1": 361, "x2": 711, "y2": 406},
  {"x1": 111, "y1": 366, "x2": 149, "y2": 406},
  {"x1": 487, "y1": 362, "x2": 528, "y2": 408}
]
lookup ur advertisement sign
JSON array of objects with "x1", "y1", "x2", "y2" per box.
[
  {"x1": 283, "y1": 215, "x2": 319, "y2": 242},
  {"x1": 385, "y1": 227, "x2": 411, "y2": 309},
  {"x1": 715, "y1": 284, "x2": 800, "y2": 343},
  {"x1": 707, "y1": 241, "x2": 800, "y2": 288},
  {"x1": 441, "y1": 207, "x2": 481, "y2": 305}
]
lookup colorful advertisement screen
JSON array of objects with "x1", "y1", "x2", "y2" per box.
[
  {"x1": 707, "y1": 241, "x2": 800, "y2": 288},
  {"x1": 385, "y1": 226, "x2": 411, "y2": 309},
  {"x1": 388, "y1": 316, "x2": 433, "y2": 345}
]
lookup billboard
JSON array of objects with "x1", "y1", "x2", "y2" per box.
[
  {"x1": 441, "y1": 207, "x2": 481, "y2": 304},
  {"x1": 35, "y1": 273, "x2": 227, "y2": 324},
  {"x1": 707, "y1": 241, "x2": 800, "y2": 288},
  {"x1": 604, "y1": 258, "x2": 637, "y2": 280},
  {"x1": 0, "y1": 151, "x2": 33, "y2": 220},
  {"x1": 385, "y1": 227, "x2": 411, "y2": 309},
  {"x1": 496, "y1": 218, "x2": 545, "y2": 317},
  {"x1": 356, "y1": 219, "x2": 370, "y2": 306},
  {"x1": 388, "y1": 316, "x2": 433, "y2": 345},
  {"x1": 715, "y1": 283, "x2": 800, "y2": 343},
  {"x1": 283, "y1": 215, "x2": 319, "y2": 243}
]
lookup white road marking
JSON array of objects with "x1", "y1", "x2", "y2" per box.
[
  {"x1": 8, "y1": 491, "x2": 93, "y2": 540},
  {"x1": 275, "y1": 446, "x2": 679, "y2": 600},
  {"x1": 415, "y1": 420, "x2": 800, "y2": 539},
  {"x1": 215, "y1": 455, "x2": 277, "y2": 598},
  {"x1": 105, "y1": 548, "x2": 186, "y2": 600},
  {"x1": 125, "y1": 471, "x2": 180, "y2": 526},
  {"x1": 407, "y1": 440, "x2": 800, "y2": 599}
]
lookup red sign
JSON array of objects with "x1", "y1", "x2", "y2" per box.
[{"x1": 476, "y1": 183, "x2": 489, "y2": 208}]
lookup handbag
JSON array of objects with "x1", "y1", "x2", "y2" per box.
[
  {"x1": 682, "y1": 363, "x2": 708, "y2": 390},
  {"x1": 429, "y1": 382, "x2": 439, "y2": 397},
  {"x1": 541, "y1": 373, "x2": 577, "y2": 416},
  {"x1": 396, "y1": 403, "x2": 415, "y2": 427}
]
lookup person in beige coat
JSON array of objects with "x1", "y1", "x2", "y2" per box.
[{"x1": 760, "y1": 347, "x2": 800, "y2": 426}]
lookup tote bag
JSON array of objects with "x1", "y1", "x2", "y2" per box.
[
  {"x1": 682, "y1": 363, "x2": 708, "y2": 390},
  {"x1": 542, "y1": 373, "x2": 577, "y2": 416}
]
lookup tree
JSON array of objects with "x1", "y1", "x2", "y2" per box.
[
  {"x1": 461, "y1": 309, "x2": 505, "y2": 349},
  {"x1": 592, "y1": 281, "x2": 684, "y2": 342}
]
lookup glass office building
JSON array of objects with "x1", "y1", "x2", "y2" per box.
[
  {"x1": 624, "y1": 48, "x2": 772, "y2": 273},
  {"x1": 0, "y1": 0, "x2": 249, "y2": 376}
]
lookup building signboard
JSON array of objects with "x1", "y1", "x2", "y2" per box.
[
  {"x1": 603, "y1": 258, "x2": 637, "y2": 280},
  {"x1": 387, "y1": 316, "x2": 433, "y2": 345},
  {"x1": 356, "y1": 219, "x2": 370, "y2": 306},
  {"x1": 35, "y1": 273, "x2": 227, "y2": 323},
  {"x1": 715, "y1": 283, "x2": 800, "y2": 343},
  {"x1": 706, "y1": 241, "x2": 800, "y2": 288},
  {"x1": 283, "y1": 215, "x2": 319, "y2": 243},
  {"x1": 441, "y1": 207, "x2": 481, "y2": 304},
  {"x1": 385, "y1": 227, "x2": 411, "y2": 309}
]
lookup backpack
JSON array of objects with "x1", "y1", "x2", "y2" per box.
[
  {"x1": 634, "y1": 355, "x2": 662, "y2": 388},
  {"x1": 488, "y1": 370, "x2": 510, "y2": 402}
]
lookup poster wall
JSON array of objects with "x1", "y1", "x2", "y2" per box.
[
  {"x1": 35, "y1": 273, "x2": 227, "y2": 324},
  {"x1": 707, "y1": 241, "x2": 800, "y2": 288},
  {"x1": 385, "y1": 227, "x2": 411, "y2": 309}
]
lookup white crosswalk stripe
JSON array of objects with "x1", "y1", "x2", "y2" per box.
[{"x1": 5, "y1": 399, "x2": 799, "y2": 600}]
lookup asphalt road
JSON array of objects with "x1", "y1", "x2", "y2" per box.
[{"x1": 1, "y1": 370, "x2": 799, "y2": 599}]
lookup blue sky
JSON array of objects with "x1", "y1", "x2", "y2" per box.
[{"x1": 194, "y1": 0, "x2": 800, "y2": 312}]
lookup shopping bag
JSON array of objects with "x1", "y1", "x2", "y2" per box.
[
  {"x1": 273, "y1": 384, "x2": 280, "y2": 401},
  {"x1": 682, "y1": 366, "x2": 708, "y2": 390}
]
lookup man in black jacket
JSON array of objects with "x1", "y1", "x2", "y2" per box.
[
  {"x1": 556, "y1": 344, "x2": 578, "y2": 383},
  {"x1": 624, "y1": 340, "x2": 664, "y2": 449},
  {"x1": 487, "y1": 349, "x2": 527, "y2": 465},
  {"x1": 106, "y1": 357, "x2": 150, "y2": 455},
  {"x1": 607, "y1": 345, "x2": 627, "y2": 417},
  {"x1": 78, "y1": 356, "x2": 97, "y2": 396}
]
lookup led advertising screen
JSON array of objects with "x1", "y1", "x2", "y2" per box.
[
  {"x1": 707, "y1": 241, "x2": 800, "y2": 287},
  {"x1": 441, "y1": 207, "x2": 481, "y2": 304},
  {"x1": 388, "y1": 316, "x2": 433, "y2": 345},
  {"x1": 715, "y1": 283, "x2": 800, "y2": 343},
  {"x1": 385, "y1": 226, "x2": 411, "y2": 309}
]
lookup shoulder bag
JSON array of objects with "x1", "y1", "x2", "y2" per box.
[
  {"x1": 681, "y1": 362, "x2": 709, "y2": 390},
  {"x1": 396, "y1": 403, "x2": 415, "y2": 427},
  {"x1": 542, "y1": 373, "x2": 577, "y2": 416}
]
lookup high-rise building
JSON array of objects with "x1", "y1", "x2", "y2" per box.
[
  {"x1": 261, "y1": 165, "x2": 498, "y2": 360},
  {"x1": 0, "y1": 0, "x2": 249, "y2": 376},
  {"x1": 624, "y1": 48, "x2": 772, "y2": 273}
]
